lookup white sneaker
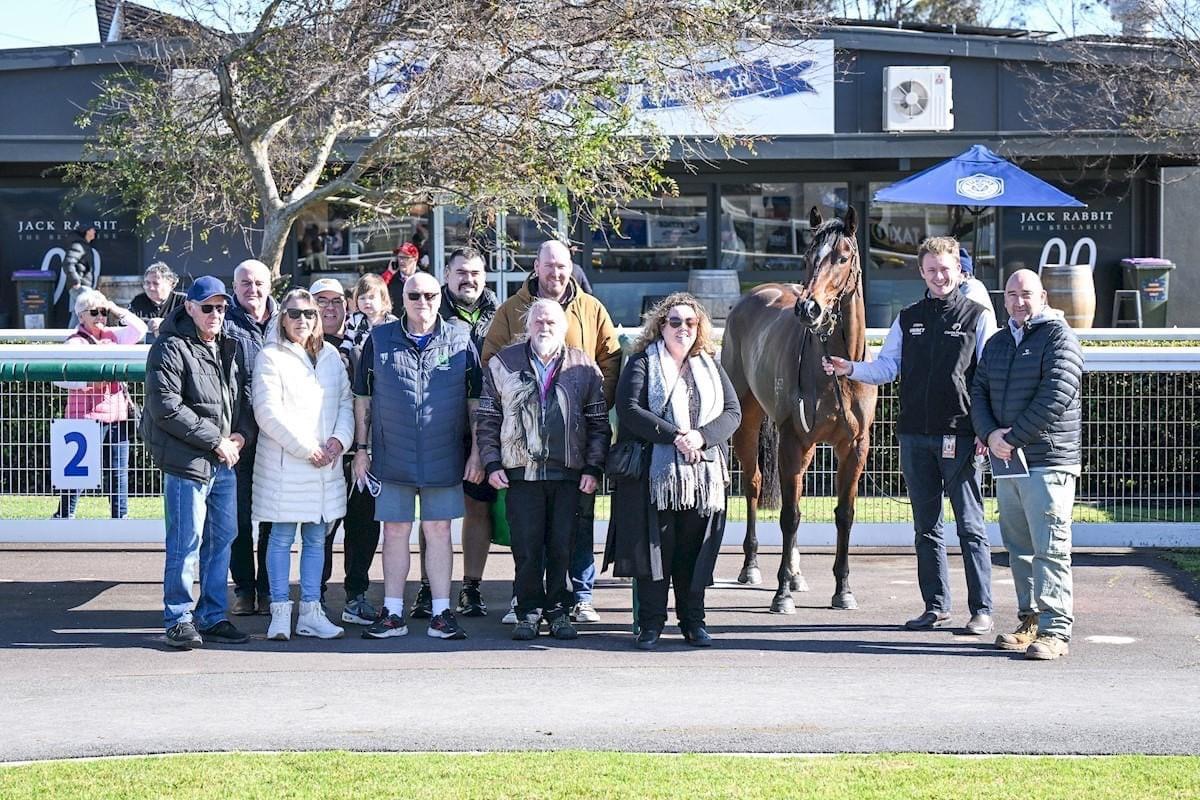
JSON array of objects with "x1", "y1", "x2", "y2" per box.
[
  {"x1": 296, "y1": 600, "x2": 344, "y2": 639},
  {"x1": 501, "y1": 596, "x2": 518, "y2": 625},
  {"x1": 571, "y1": 601, "x2": 601, "y2": 623},
  {"x1": 267, "y1": 601, "x2": 292, "y2": 641}
]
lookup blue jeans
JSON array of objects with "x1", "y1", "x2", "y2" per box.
[
  {"x1": 996, "y1": 469, "x2": 1076, "y2": 640},
  {"x1": 162, "y1": 466, "x2": 238, "y2": 631},
  {"x1": 58, "y1": 421, "x2": 129, "y2": 519},
  {"x1": 899, "y1": 433, "x2": 992, "y2": 616},
  {"x1": 267, "y1": 521, "x2": 328, "y2": 603},
  {"x1": 570, "y1": 490, "x2": 596, "y2": 604}
]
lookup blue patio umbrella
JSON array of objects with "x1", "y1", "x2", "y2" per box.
[{"x1": 873, "y1": 144, "x2": 1085, "y2": 281}]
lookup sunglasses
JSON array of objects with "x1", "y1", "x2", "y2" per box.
[
  {"x1": 85, "y1": 308, "x2": 106, "y2": 317},
  {"x1": 285, "y1": 308, "x2": 318, "y2": 320},
  {"x1": 406, "y1": 292, "x2": 439, "y2": 302},
  {"x1": 667, "y1": 316, "x2": 698, "y2": 330},
  {"x1": 199, "y1": 303, "x2": 227, "y2": 315}
]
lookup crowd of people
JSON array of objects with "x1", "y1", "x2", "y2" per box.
[{"x1": 58, "y1": 234, "x2": 1081, "y2": 659}]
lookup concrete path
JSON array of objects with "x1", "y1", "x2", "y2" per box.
[{"x1": 0, "y1": 545, "x2": 1197, "y2": 761}]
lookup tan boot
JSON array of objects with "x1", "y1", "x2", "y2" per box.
[
  {"x1": 1025, "y1": 633, "x2": 1070, "y2": 661},
  {"x1": 994, "y1": 615, "x2": 1038, "y2": 651}
]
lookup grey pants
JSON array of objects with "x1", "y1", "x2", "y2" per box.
[{"x1": 996, "y1": 468, "x2": 1076, "y2": 640}]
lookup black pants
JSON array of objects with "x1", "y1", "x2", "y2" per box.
[
  {"x1": 638, "y1": 507, "x2": 711, "y2": 631},
  {"x1": 321, "y1": 457, "x2": 381, "y2": 599},
  {"x1": 507, "y1": 478, "x2": 580, "y2": 621},
  {"x1": 230, "y1": 455, "x2": 270, "y2": 597}
]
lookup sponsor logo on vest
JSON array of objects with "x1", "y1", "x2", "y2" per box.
[{"x1": 955, "y1": 174, "x2": 1005, "y2": 201}]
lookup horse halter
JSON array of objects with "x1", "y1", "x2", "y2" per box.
[{"x1": 797, "y1": 231, "x2": 861, "y2": 343}]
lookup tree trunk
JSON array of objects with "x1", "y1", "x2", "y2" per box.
[{"x1": 260, "y1": 213, "x2": 293, "y2": 280}]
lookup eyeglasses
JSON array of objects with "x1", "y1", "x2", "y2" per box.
[
  {"x1": 316, "y1": 297, "x2": 345, "y2": 308},
  {"x1": 199, "y1": 303, "x2": 228, "y2": 315},
  {"x1": 667, "y1": 316, "x2": 698, "y2": 330},
  {"x1": 285, "y1": 308, "x2": 318, "y2": 320},
  {"x1": 406, "y1": 292, "x2": 439, "y2": 302},
  {"x1": 85, "y1": 308, "x2": 106, "y2": 317}
]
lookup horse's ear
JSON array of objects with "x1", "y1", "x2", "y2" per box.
[
  {"x1": 843, "y1": 205, "x2": 858, "y2": 237},
  {"x1": 809, "y1": 206, "x2": 822, "y2": 229}
]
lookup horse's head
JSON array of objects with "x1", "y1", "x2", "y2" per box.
[{"x1": 794, "y1": 206, "x2": 860, "y2": 336}]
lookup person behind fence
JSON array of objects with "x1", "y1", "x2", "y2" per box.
[
  {"x1": 54, "y1": 288, "x2": 148, "y2": 520},
  {"x1": 225, "y1": 258, "x2": 278, "y2": 617},
  {"x1": 603, "y1": 293, "x2": 740, "y2": 650},
  {"x1": 476, "y1": 299, "x2": 610, "y2": 641},
  {"x1": 971, "y1": 269, "x2": 1083, "y2": 661},
  {"x1": 128, "y1": 262, "x2": 185, "y2": 343},
  {"x1": 143, "y1": 276, "x2": 255, "y2": 648},
  {"x1": 252, "y1": 288, "x2": 354, "y2": 641},
  {"x1": 352, "y1": 271, "x2": 484, "y2": 641},
  {"x1": 824, "y1": 236, "x2": 998, "y2": 635},
  {"x1": 483, "y1": 239, "x2": 622, "y2": 626},
  {"x1": 60, "y1": 225, "x2": 97, "y2": 328}
]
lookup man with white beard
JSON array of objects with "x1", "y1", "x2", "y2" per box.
[{"x1": 476, "y1": 299, "x2": 611, "y2": 641}]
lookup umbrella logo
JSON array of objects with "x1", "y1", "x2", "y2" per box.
[{"x1": 956, "y1": 174, "x2": 1005, "y2": 201}]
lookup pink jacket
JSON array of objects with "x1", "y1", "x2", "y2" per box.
[{"x1": 64, "y1": 320, "x2": 146, "y2": 423}]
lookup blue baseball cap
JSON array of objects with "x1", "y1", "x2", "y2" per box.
[
  {"x1": 186, "y1": 275, "x2": 231, "y2": 303},
  {"x1": 958, "y1": 248, "x2": 975, "y2": 275}
]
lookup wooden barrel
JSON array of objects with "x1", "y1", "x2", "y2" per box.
[
  {"x1": 687, "y1": 269, "x2": 741, "y2": 322},
  {"x1": 1040, "y1": 264, "x2": 1096, "y2": 329},
  {"x1": 96, "y1": 275, "x2": 145, "y2": 308}
]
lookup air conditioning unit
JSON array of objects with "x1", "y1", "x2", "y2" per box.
[{"x1": 883, "y1": 66, "x2": 954, "y2": 132}]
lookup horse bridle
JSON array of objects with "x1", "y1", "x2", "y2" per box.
[{"x1": 801, "y1": 232, "x2": 862, "y2": 344}]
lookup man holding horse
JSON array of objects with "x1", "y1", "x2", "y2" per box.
[{"x1": 825, "y1": 236, "x2": 998, "y2": 635}]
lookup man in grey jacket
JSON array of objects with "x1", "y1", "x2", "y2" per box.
[{"x1": 971, "y1": 269, "x2": 1084, "y2": 661}]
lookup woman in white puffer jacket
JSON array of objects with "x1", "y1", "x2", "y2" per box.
[{"x1": 253, "y1": 288, "x2": 354, "y2": 641}]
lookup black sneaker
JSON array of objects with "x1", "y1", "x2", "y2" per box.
[
  {"x1": 165, "y1": 621, "x2": 203, "y2": 649},
  {"x1": 427, "y1": 609, "x2": 467, "y2": 640},
  {"x1": 198, "y1": 620, "x2": 249, "y2": 644},
  {"x1": 456, "y1": 582, "x2": 488, "y2": 617},
  {"x1": 411, "y1": 583, "x2": 433, "y2": 619},
  {"x1": 363, "y1": 607, "x2": 408, "y2": 639}
]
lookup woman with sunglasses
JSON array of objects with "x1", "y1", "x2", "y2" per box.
[
  {"x1": 251, "y1": 289, "x2": 354, "y2": 641},
  {"x1": 603, "y1": 293, "x2": 741, "y2": 649},
  {"x1": 54, "y1": 289, "x2": 148, "y2": 519}
]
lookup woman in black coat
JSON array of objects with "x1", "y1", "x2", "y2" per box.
[{"x1": 603, "y1": 292, "x2": 740, "y2": 649}]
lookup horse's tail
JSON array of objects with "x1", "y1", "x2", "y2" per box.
[{"x1": 757, "y1": 417, "x2": 781, "y2": 510}]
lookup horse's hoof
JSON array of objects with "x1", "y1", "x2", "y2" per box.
[
  {"x1": 738, "y1": 566, "x2": 763, "y2": 585},
  {"x1": 831, "y1": 592, "x2": 858, "y2": 610},
  {"x1": 790, "y1": 575, "x2": 810, "y2": 593},
  {"x1": 769, "y1": 596, "x2": 796, "y2": 615}
]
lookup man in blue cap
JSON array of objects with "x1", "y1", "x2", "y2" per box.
[{"x1": 143, "y1": 275, "x2": 257, "y2": 648}]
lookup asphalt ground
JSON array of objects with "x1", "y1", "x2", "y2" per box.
[{"x1": 0, "y1": 544, "x2": 1197, "y2": 762}]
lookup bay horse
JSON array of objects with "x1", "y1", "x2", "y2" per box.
[{"x1": 720, "y1": 206, "x2": 877, "y2": 613}]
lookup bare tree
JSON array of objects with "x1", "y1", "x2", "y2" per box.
[{"x1": 63, "y1": 0, "x2": 824, "y2": 276}]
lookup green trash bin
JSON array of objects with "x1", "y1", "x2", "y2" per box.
[{"x1": 1120, "y1": 258, "x2": 1175, "y2": 327}]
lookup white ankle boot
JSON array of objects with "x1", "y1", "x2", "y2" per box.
[
  {"x1": 297, "y1": 601, "x2": 344, "y2": 639},
  {"x1": 268, "y1": 601, "x2": 293, "y2": 641}
]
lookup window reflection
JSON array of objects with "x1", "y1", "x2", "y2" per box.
[
  {"x1": 720, "y1": 182, "x2": 848, "y2": 272},
  {"x1": 868, "y1": 182, "x2": 995, "y2": 278},
  {"x1": 590, "y1": 193, "x2": 708, "y2": 272}
]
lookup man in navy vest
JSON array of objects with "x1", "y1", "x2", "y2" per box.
[
  {"x1": 352, "y1": 271, "x2": 484, "y2": 641},
  {"x1": 826, "y1": 236, "x2": 998, "y2": 635}
]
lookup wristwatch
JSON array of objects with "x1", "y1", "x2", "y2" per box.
[{"x1": 352, "y1": 442, "x2": 368, "y2": 453}]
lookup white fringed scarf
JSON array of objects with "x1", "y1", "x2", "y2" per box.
[{"x1": 646, "y1": 341, "x2": 729, "y2": 515}]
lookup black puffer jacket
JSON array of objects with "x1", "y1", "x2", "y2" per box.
[
  {"x1": 142, "y1": 306, "x2": 256, "y2": 481},
  {"x1": 970, "y1": 311, "x2": 1083, "y2": 468}
]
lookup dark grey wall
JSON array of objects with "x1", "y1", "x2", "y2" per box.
[{"x1": 1161, "y1": 167, "x2": 1200, "y2": 327}]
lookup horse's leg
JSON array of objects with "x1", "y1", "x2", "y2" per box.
[
  {"x1": 771, "y1": 438, "x2": 814, "y2": 614},
  {"x1": 788, "y1": 545, "x2": 809, "y2": 592},
  {"x1": 732, "y1": 393, "x2": 766, "y2": 585},
  {"x1": 830, "y1": 434, "x2": 869, "y2": 610}
]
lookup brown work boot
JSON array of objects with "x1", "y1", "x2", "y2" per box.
[
  {"x1": 1025, "y1": 633, "x2": 1070, "y2": 661},
  {"x1": 994, "y1": 615, "x2": 1038, "y2": 651}
]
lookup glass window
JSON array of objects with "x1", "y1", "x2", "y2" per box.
[
  {"x1": 719, "y1": 182, "x2": 848, "y2": 272},
  {"x1": 589, "y1": 192, "x2": 708, "y2": 273},
  {"x1": 868, "y1": 182, "x2": 995, "y2": 279},
  {"x1": 296, "y1": 203, "x2": 432, "y2": 275}
]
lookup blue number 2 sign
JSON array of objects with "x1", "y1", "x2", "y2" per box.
[{"x1": 50, "y1": 420, "x2": 103, "y2": 491}]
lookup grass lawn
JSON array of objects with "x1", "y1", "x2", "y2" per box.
[
  {"x1": 1, "y1": 494, "x2": 1187, "y2": 525},
  {"x1": 1161, "y1": 549, "x2": 1200, "y2": 581},
  {"x1": 1, "y1": 752, "x2": 1198, "y2": 800}
]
